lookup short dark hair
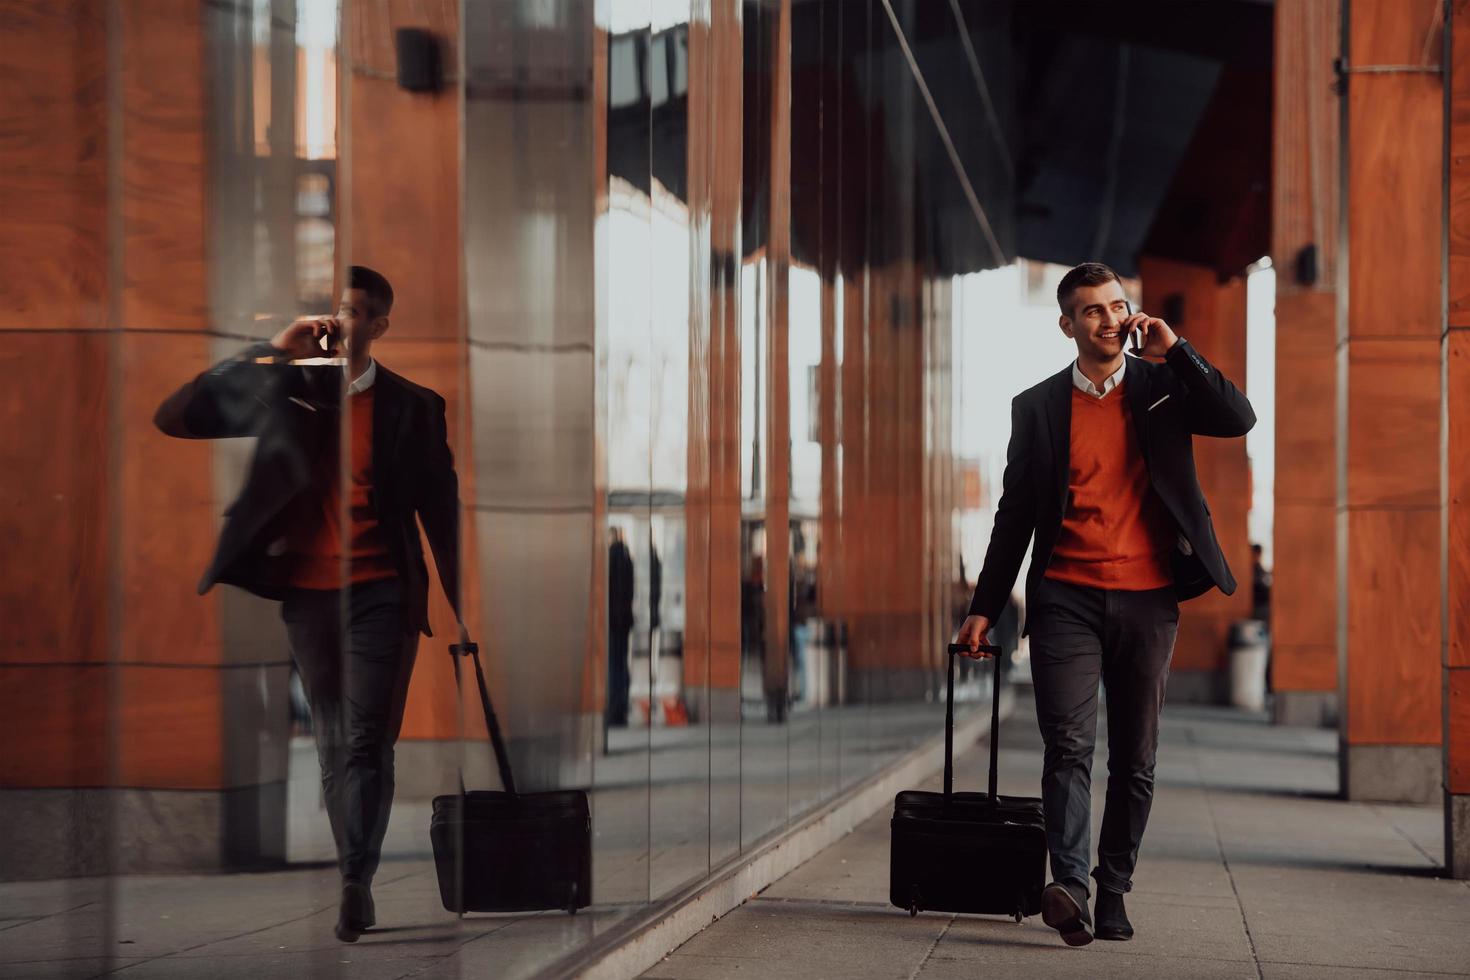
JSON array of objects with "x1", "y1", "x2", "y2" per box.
[
  {"x1": 1056, "y1": 261, "x2": 1121, "y2": 317},
  {"x1": 348, "y1": 265, "x2": 394, "y2": 319}
]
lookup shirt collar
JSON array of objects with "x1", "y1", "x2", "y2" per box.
[
  {"x1": 347, "y1": 358, "x2": 377, "y2": 395},
  {"x1": 1071, "y1": 358, "x2": 1126, "y2": 398}
]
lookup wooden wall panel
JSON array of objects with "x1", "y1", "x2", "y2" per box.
[
  {"x1": 1271, "y1": 502, "x2": 1338, "y2": 689},
  {"x1": 0, "y1": 333, "x2": 111, "y2": 666},
  {"x1": 1350, "y1": 0, "x2": 1443, "y2": 65},
  {"x1": 1345, "y1": 339, "x2": 1442, "y2": 509},
  {"x1": 1345, "y1": 508, "x2": 1441, "y2": 745},
  {"x1": 1446, "y1": 0, "x2": 1470, "y2": 852},
  {"x1": 761, "y1": 0, "x2": 793, "y2": 701},
  {"x1": 1342, "y1": 0, "x2": 1446, "y2": 773},
  {"x1": 1273, "y1": 0, "x2": 1341, "y2": 290},
  {"x1": 705, "y1": 0, "x2": 744, "y2": 696},
  {"x1": 0, "y1": 1, "x2": 109, "y2": 331},
  {"x1": 1274, "y1": 291, "x2": 1337, "y2": 501},
  {"x1": 1272, "y1": 2, "x2": 1341, "y2": 698},
  {"x1": 115, "y1": 666, "x2": 223, "y2": 788},
  {"x1": 117, "y1": 333, "x2": 221, "y2": 666},
  {"x1": 0, "y1": 666, "x2": 109, "y2": 786},
  {"x1": 119, "y1": 0, "x2": 208, "y2": 330},
  {"x1": 1346, "y1": 77, "x2": 1443, "y2": 339},
  {"x1": 344, "y1": 2, "x2": 461, "y2": 341},
  {"x1": 1452, "y1": 0, "x2": 1470, "y2": 327},
  {"x1": 682, "y1": 12, "x2": 716, "y2": 698},
  {"x1": 1451, "y1": 668, "x2": 1470, "y2": 793}
]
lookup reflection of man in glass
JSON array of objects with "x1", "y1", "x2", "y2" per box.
[
  {"x1": 956, "y1": 263, "x2": 1254, "y2": 947},
  {"x1": 607, "y1": 527, "x2": 635, "y2": 729},
  {"x1": 155, "y1": 266, "x2": 462, "y2": 944}
]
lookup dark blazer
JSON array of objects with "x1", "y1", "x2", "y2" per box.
[
  {"x1": 154, "y1": 342, "x2": 461, "y2": 636},
  {"x1": 968, "y1": 339, "x2": 1255, "y2": 633}
]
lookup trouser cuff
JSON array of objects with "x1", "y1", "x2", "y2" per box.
[{"x1": 1091, "y1": 868, "x2": 1131, "y2": 894}]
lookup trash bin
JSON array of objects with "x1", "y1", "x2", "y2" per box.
[{"x1": 1227, "y1": 619, "x2": 1269, "y2": 711}]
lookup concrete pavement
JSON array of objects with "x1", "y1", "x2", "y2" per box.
[
  {"x1": 3, "y1": 686, "x2": 1466, "y2": 979},
  {"x1": 641, "y1": 689, "x2": 1470, "y2": 980}
]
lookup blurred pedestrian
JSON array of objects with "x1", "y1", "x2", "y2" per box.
[{"x1": 607, "y1": 527, "x2": 635, "y2": 730}]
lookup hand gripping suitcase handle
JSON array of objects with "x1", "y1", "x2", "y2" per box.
[
  {"x1": 450, "y1": 641, "x2": 518, "y2": 797},
  {"x1": 944, "y1": 643, "x2": 1002, "y2": 803}
]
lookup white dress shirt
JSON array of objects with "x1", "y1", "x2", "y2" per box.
[
  {"x1": 347, "y1": 358, "x2": 377, "y2": 395},
  {"x1": 1071, "y1": 359, "x2": 1126, "y2": 398}
]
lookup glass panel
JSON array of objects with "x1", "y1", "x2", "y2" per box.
[
  {"x1": 648, "y1": 2, "x2": 712, "y2": 903},
  {"x1": 599, "y1": 0, "x2": 654, "y2": 913},
  {"x1": 706, "y1": 0, "x2": 745, "y2": 872}
]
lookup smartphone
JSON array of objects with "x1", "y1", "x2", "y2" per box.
[
  {"x1": 1123, "y1": 299, "x2": 1142, "y2": 354},
  {"x1": 317, "y1": 320, "x2": 340, "y2": 356}
]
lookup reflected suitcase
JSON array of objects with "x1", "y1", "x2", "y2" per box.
[
  {"x1": 889, "y1": 642, "x2": 1045, "y2": 920},
  {"x1": 430, "y1": 642, "x2": 591, "y2": 914}
]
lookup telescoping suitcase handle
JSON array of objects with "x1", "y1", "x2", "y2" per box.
[
  {"x1": 449, "y1": 641, "x2": 518, "y2": 797},
  {"x1": 944, "y1": 642, "x2": 1003, "y2": 804}
]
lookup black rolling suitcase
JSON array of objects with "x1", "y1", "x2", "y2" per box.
[
  {"x1": 889, "y1": 642, "x2": 1045, "y2": 921},
  {"x1": 430, "y1": 642, "x2": 591, "y2": 914}
]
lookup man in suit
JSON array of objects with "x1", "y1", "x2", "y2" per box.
[
  {"x1": 155, "y1": 265, "x2": 461, "y2": 943},
  {"x1": 955, "y1": 262, "x2": 1254, "y2": 947}
]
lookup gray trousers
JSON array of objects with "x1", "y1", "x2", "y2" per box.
[
  {"x1": 1027, "y1": 576, "x2": 1178, "y2": 895},
  {"x1": 283, "y1": 578, "x2": 419, "y2": 884}
]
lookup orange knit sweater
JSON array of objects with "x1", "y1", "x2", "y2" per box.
[
  {"x1": 286, "y1": 388, "x2": 396, "y2": 590},
  {"x1": 1045, "y1": 382, "x2": 1176, "y2": 591}
]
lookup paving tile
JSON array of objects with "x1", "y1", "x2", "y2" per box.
[
  {"x1": 1, "y1": 958, "x2": 151, "y2": 980},
  {"x1": 1261, "y1": 962, "x2": 1470, "y2": 979},
  {"x1": 919, "y1": 948, "x2": 1260, "y2": 980}
]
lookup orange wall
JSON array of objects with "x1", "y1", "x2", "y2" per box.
[
  {"x1": 0, "y1": 0, "x2": 228, "y2": 791},
  {"x1": 1341, "y1": 0, "x2": 1443, "y2": 748},
  {"x1": 1270, "y1": 0, "x2": 1340, "y2": 694},
  {"x1": 1445, "y1": 0, "x2": 1470, "y2": 794}
]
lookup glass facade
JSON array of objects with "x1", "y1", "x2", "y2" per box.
[{"x1": 0, "y1": 1, "x2": 1022, "y2": 975}]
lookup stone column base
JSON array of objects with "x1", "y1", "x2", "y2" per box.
[
  {"x1": 0, "y1": 783, "x2": 286, "y2": 881},
  {"x1": 1340, "y1": 744, "x2": 1440, "y2": 803},
  {"x1": 1447, "y1": 791, "x2": 1470, "y2": 880},
  {"x1": 1273, "y1": 690, "x2": 1338, "y2": 728}
]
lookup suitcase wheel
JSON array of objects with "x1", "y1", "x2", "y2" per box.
[
  {"x1": 1013, "y1": 897, "x2": 1024, "y2": 923},
  {"x1": 908, "y1": 886, "x2": 920, "y2": 918},
  {"x1": 567, "y1": 881, "x2": 580, "y2": 916}
]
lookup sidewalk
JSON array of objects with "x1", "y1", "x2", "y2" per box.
[
  {"x1": 641, "y1": 688, "x2": 1470, "y2": 980},
  {"x1": 4, "y1": 688, "x2": 1466, "y2": 980}
]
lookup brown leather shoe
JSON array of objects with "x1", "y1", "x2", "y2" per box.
[{"x1": 1041, "y1": 881, "x2": 1093, "y2": 947}]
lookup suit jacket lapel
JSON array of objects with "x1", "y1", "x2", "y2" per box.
[
  {"x1": 1043, "y1": 367, "x2": 1072, "y2": 514},
  {"x1": 371, "y1": 367, "x2": 405, "y2": 505},
  {"x1": 1124, "y1": 355, "x2": 1152, "y2": 463}
]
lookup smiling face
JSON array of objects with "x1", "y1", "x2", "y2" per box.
[{"x1": 1059, "y1": 279, "x2": 1129, "y2": 362}]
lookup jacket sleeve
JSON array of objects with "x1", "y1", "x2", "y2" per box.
[
  {"x1": 968, "y1": 396, "x2": 1038, "y2": 621},
  {"x1": 1163, "y1": 338, "x2": 1256, "y2": 438},
  {"x1": 417, "y1": 395, "x2": 463, "y2": 621},
  {"x1": 153, "y1": 341, "x2": 283, "y2": 439}
]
